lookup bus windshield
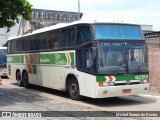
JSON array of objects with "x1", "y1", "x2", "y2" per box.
[
  {"x1": 0, "y1": 49, "x2": 7, "y2": 68},
  {"x1": 94, "y1": 24, "x2": 144, "y2": 40},
  {"x1": 97, "y1": 42, "x2": 148, "y2": 74}
]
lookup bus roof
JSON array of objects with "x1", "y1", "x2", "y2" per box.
[
  {"x1": 7, "y1": 20, "x2": 140, "y2": 41},
  {"x1": 0, "y1": 47, "x2": 7, "y2": 49}
]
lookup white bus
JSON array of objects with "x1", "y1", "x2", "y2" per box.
[
  {"x1": 7, "y1": 21, "x2": 149, "y2": 100},
  {"x1": 0, "y1": 47, "x2": 7, "y2": 77}
]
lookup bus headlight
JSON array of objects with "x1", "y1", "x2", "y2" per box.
[{"x1": 98, "y1": 82, "x2": 114, "y2": 87}]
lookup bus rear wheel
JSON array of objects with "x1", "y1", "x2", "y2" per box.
[
  {"x1": 16, "y1": 71, "x2": 23, "y2": 87},
  {"x1": 22, "y1": 72, "x2": 30, "y2": 88},
  {"x1": 68, "y1": 77, "x2": 82, "y2": 100}
]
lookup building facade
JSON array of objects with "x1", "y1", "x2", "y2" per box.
[
  {"x1": 0, "y1": 8, "x2": 83, "y2": 46},
  {"x1": 19, "y1": 8, "x2": 83, "y2": 35}
]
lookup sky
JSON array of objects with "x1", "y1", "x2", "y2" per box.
[{"x1": 27, "y1": 0, "x2": 160, "y2": 30}]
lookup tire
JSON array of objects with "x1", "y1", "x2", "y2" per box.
[
  {"x1": 68, "y1": 77, "x2": 82, "y2": 100},
  {"x1": 16, "y1": 71, "x2": 23, "y2": 87},
  {"x1": 22, "y1": 72, "x2": 30, "y2": 88}
]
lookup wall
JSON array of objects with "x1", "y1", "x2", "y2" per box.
[{"x1": 146, "y1": 37, "x2": 160, "y2": 92}]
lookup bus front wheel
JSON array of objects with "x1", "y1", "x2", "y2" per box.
[
  {"x1": 16, "y1": 71, "x2": 23, "y2": 87},
  {"x1": 22, "y1": 72, "x2": 30, "y2": 88},
  {"x1": 68, "y1": 77, "x2": 82, "y2": 100}
]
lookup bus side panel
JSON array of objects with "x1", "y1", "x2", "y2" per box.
[
  {"x1": 35, "y1": 65, "x2": 48, "y2": 86},
  {"x1": 84, "y1": 73, "x2": 96, "y2": 98},
  {"x1": 48, "y1": 66, "x2": 61, "y2": 89},
  {"x1": 7, "y1": 64, "x2": 16, "y2": 80},
  {"x1": 71, "y1": 70, "x2": 96, "y2": 98},
  {"x1": 7, "y1": 54, "x2": 23, "y2": 80}
]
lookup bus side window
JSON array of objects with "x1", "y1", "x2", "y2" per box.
[
  {"x1": 85, "y1": 49, "x2": 93, "y2": 68},
  {"x1": 61, "y1": 30, "x2": 68, "y2": 48},
  {"x1": 68, "y1": 27, "x2": 75, "y2": 47},
  {"x1": 54, "y1": 31, "x2": 60, "y2": 49},
  {"x1": 77, "y1": 26, "x2": 92, "y2": 45},
  {"x1": 48, "y1": 31, "x2": 60, "y2": 50},
  {"x1": 48, "y1": 31, "x2": 54, "y2": 49},
  {"x1": 38, "y1": 33, "x2": 48, "y2": 50},
  {"x1": 15, "y1": 39, "x2": 21, "y2": 52},
  {"x1": 76, "y1": 49, "x2": 83, "y2": 70},
  {"x1": 29, "y1": 35, "x2": 37, "y2": 51},
  {"x1": 11, "y1": 40, "x2": 15, "y2": 53}
]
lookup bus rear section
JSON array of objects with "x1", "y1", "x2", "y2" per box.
[{"x1": 0, "y1": 47, "x2": 7, "y2": 77}]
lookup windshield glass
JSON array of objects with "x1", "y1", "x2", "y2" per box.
[
  {"x1": 126, "y1": 43, "x2": 148, "y2": 73},
  {"x1": 94, "y1": 24, "x2": 144, "y2": 40},
  {"x1": 97, "y1": 42, "x2": 148, "y2": 74},
  {"x1": 0, "y1": 49, "x2": 7, "y2": 68}
]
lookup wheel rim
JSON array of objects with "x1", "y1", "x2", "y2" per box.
[
  {"x1": 17, "y1": 73, "x2": 21, "y2": 84},
  {"x1": 71, "y1": 83, "x2": 78, "y2": 96},
  {"x1": 23, "y1": 72, "x2": 28, "y2": 86}
]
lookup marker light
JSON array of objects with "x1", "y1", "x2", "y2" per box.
[{"x1": 99, "y1": 82, "x2": 103, "y2": 87}]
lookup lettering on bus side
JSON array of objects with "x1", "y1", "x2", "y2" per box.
[
  {"x1": 40, "y1": 58, "x2": 50, "y2": 63},
  {"x1": 55, "y1": 53, "x2": 67, "y2": 65}
]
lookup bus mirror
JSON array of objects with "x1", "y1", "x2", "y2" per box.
[{"x1": 92, "y1": 47, "x2": 96, "y2": 59}]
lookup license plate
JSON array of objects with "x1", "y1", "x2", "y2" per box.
[
  {"x1": 122, "y1": 89, "x2": 131, "y2": 93},
  {"x1": 3, "y1": 73, "x2": 7, "y2": 76}
]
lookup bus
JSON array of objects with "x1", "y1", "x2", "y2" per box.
[
  {"x1": 7, "y1": 21, "x2": 149, "y2": 100},
  {"x1": 0, "y1": 47, "x2": 7, "y2": 77}
]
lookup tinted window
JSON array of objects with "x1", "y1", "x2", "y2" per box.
[
  {"x1": 7, "y1": 41, "x2": 11, "y2": 53},
  {"x1": 48, "y1": 31, "x2": 60, "y2": 49},
  {"x1": 61, "y1": 27, "x2": 75, "y2": 48},
  {"x1": 21, "y1": 37, "x2": 29, "y2": 51},
  {"x1": 15, "y1": 39, "x2": 21, "y2": 52},
  {"x1": 77, "y1": 26, "x2": 92, "y2": 45},
  {"x1": 11, "y1": 40, "x2": 15, "y2": 53},
  {"x1": 68, "y1": 27, "x2": 75, "y2": 47},
  {"x1": 38, "y1": 33, "x2": 48, "y2": 50},
  {"x1": 29, "y1": 35, "x2": 37, "y2": 51},
  {"x1": 61, "y1": 30, "x2": 68, "y2": 48}
]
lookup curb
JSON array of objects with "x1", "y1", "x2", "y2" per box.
[{"x1": 138, "y1": 94, "x2": 160, "y2": 100}]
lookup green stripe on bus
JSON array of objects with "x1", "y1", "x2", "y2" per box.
[
  {"x1": 96, "y1": 76, "x2": 106, "y2": 82},
  {"x1": 96, "y1": 74, "x2": 149, "y2": 82},
  {"x1": 21, "y1": 55, "x2": 24, "y2": 63},
  {"x1": 7, "y1": 55, "x2": 21, "y2": 63},
  {"x1": 7, "y1": 52, "x2": 75, "y2": 66}
]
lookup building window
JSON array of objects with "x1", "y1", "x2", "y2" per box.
[
  {"x1": 60, "y1": 14, "x2": 62, "y2": 20},
  {"x1": 54, "y1": 13, "x2": 57, "y2": 19}
]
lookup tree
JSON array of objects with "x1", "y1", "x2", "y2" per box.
[{"x1": 0, "y1": 0, "x2": 32, "y2": 32}]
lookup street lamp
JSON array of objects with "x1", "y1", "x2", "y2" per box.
[{"x1": 78, "y1": 0, "x2": 80, "y2": 20}]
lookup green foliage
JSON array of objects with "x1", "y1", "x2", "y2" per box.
[{"x1": 0, "y1": 0, "x2": 32, "y2": 32}]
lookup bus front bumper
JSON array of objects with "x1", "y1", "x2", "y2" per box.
[
  {"x1": 0, "y1": 72, "x2": 8, "y2": 77},
  {"x1": 96, "y1": 83, "x2": 149, "y2": 98}
]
